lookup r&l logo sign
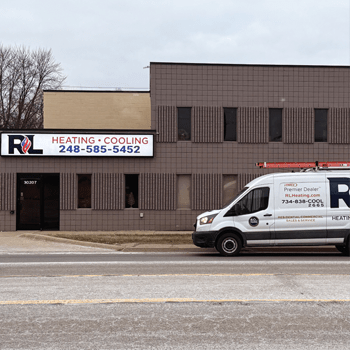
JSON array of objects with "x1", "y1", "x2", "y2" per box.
[
  {"x1": 21, "y1": 136, "x2": 31, "y2": 153},
  {"x1": 8, "y1": 135, "x2": 43, "y2": 155},
  {"x1": 328, "y1": 178, "x2": 350, "y2": 208}
]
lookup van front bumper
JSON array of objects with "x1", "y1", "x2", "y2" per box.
[{"x1": 192, "y1": 231, "x2": 218, "y2": 248}]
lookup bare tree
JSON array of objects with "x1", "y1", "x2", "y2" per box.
[{"x1": 0, "y1": 45, "x2": 66, "y2": 129}]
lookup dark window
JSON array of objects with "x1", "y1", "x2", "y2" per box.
[
  {"x1": 224, "y1": 108, "x2": 237, "y2": 141},
  {"x1": 269, "y1": 108, "x2": 282, "y2": 142},
  {"x1": 178, "y1": 107, "x2": 191, "y2": 141},
  {"x1": 125, "y1": 174, "x2": 139, "y2": 208},
  {"x1": 78, "y1": 174, "x2": 91, "y2": 208},
  {"x1": 232, "y1": 187, "x2": 270, "y2": 216},
  {"x1": 315, "y1": 109, "x2": 328, "y2": 142}
]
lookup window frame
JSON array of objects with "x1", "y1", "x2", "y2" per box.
[
  {"x1": 177, "y1": 107, "x2": 192, "y2": 141},
  {"x1": 269, "y1": 108, "x2": 283, "y2": 142},
  {"x1": 223, "y1": 107, "x2": 237, "y2": 141},
  {"x1": 125, "y1": 174, "x2": 139, "y2": 209},
  {"x1": 77, "y1": 174, "x2": 92, "y2": 209},
  {"x1": 314, "y1": 109, "x2": 328, "y2": 143},
  {"x1": 177, "y1": 174, "x2": 191, "y2": 209}
]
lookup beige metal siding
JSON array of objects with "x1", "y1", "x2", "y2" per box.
[
  {"x1": 329, "y1": 108, "x2": 350, "y2": 144},
  {"x1": 156, "y1": 106, "x2": 177, "y2": 142},
  {"x1": 193, "y1": 106, "x2": 224, "y2": 143},
  {"x1": 0, "y1": 173, "x2": 15, "y2": 211},
  {"x1": 191, "y1": 174, "x2": 222, "y2": 210},
  {"x1": 140, "y1": 173, "x2": 176, "y2": 210},
  {"x1": 238, "y1": 107, "x2": 269, "y2": 143},
  {"x1": 283, "y1": 108, "x2": 314, "y2": 143},
  {"x1": 92, "y1": 173, "x2": 124, "y2": 210},
  {"x1": 60, "y1": 173, "x2": 76, "y2": 210}
]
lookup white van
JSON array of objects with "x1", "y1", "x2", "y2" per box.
[{"x1": 192, "y1": 169, "x2": 350, "y2": 256}]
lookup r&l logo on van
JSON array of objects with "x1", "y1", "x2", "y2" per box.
[
  {"x1": 8, "y1": 135, "x2": 43, "y2": 155},
  {"x1": 249, "y1": 216, "x2": 259, "y2": 227},
  {"x1": 328, "y1": 178, "x2": 350, "y2": 208}
]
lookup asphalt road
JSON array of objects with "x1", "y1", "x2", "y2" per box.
[
  {"x1": 0, "y1": 251, "x2": 349, "y2": 275},
  {"x1": 1, "y1": 252, "x2": 350, "y2": 349}
]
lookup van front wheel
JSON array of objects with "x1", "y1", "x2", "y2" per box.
[{"x1": 217, "y1": 233, "x2": 242, "y2": 256}]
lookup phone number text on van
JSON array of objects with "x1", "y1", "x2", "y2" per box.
[{"x1": 281, "y1": 199, "x2": 325, "y2": 207}]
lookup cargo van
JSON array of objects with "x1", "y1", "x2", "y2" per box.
[{"x1": 192, "y1": 168, "x2": 350, "y2": 256}]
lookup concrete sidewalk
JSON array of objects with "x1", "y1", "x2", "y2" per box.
[
  {"x1": 0, "y1": 231, "x2": 206, "y2": 253},
  {"x1": 0, "y1": 230, "x2": 340, "y2": 254}
]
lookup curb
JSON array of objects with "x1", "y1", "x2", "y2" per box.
[{"x1": 20, "y1": 233, "x2": 123, "y2": 251}]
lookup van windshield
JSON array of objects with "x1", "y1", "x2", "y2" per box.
[{"x1": 221, "y1": 187, "x2": 249, "y2": 210}]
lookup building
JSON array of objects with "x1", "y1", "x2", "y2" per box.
[{"x1": 0, "y1": 62, "x2": 349, "y2": 231}]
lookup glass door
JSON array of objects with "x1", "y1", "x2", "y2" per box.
[
  {"x1": 17, "y1": 176, "x2": 41, "y2": 230},
  {"x1": 17, "y1": 174, "x2": 60, "y2": 230}
]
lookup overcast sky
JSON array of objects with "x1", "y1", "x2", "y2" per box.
[{"x1": 1, "y1": 0, "x2": 349, "y2": 89}]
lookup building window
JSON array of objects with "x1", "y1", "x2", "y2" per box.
[
  {"x1": 178, "y1": 107, "x2": 191, "y2": 141},
  {"x1": 177, "y1": 175, "x2": 191, "y2": 209},
  {"x1": 224, "y1": 108, "x2": 237, "y2": 141},
  {"x1": 78, "y1": 174, "x2": 91, "y2": 208},
  {"x1": 125, "y1": 174, "x2": 138, "y2": 208},
  {"x1": 315, "y1": 109, "x2": 328, "y2": 142},
  {"x1": 223, "y1": 175, "x2": 238, "y2": 207},
  {"x1": 269, "y1": 108, "x2": 282, "y2": 142}
]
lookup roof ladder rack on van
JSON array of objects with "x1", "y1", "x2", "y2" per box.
[{"x1": 255, "y1": 161, "x2": 350, "y2": 170}]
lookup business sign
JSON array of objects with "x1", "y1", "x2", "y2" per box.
[{"x1": 1, "y1": 133, "x2": 154, "y2": 157}]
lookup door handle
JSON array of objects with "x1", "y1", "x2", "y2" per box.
[{"x1": 264, "y1": 213, "x2": 272, "y2": 217}]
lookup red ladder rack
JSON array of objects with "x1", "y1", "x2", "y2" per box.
[{"x1": 255, "y1": 161, "x2": 350, "y2": 169}]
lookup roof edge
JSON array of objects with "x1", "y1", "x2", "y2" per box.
[
  {"x1": 150, "y1": 62, "x2": 350, "y2": 69},
  {"x1": 43, "y1": 90, "x2": 150, "y2": 93}
]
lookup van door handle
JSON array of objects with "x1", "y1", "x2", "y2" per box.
[{"x1": 264, "y1": 213, "x2": 272, "y2": 217}]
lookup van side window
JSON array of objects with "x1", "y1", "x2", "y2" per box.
[{"x1": 233, "y1": 187, "x2": 270, "y2": 215}]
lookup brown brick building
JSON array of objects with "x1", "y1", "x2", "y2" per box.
[{"x1": 0, "y1": 63, "x2": 349, "y2": 231}]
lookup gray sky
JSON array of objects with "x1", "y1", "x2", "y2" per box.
[{"x1": 1, "y1": 0, "x2": 349, "y2": 89}]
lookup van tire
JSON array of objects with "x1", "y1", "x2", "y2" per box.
[{"x1": 216, "y1": 233, "x2": 242, "y2": 256}]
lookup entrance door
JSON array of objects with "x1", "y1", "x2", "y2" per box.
[
  {"x1": 17, "y1": 174, "x2": 59, "y2": 230},
  {"x1": 17, "y1": 176, "x2": 41, "y2": 230}
]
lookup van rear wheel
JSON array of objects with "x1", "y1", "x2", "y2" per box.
[{"x1": 216, "y1": 233, "x2": 242, "y2": 256}]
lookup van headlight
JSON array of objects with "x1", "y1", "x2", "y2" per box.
[{"x1": 200, "y1": 214, "x2": 217, "y2": 225}]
